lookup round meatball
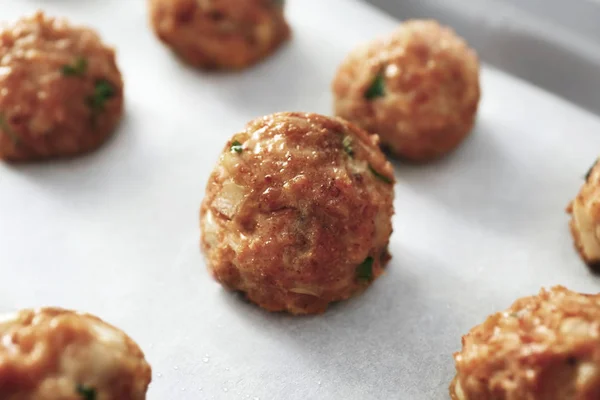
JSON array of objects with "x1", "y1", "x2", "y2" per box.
[
  {"x1": 567, "y1": 159, "x2": 600, "y2": 272},
  {"x1": 0, "y1": 12, "x2": 124, "y2": 162},
  {"x1": 332, "y1": 19, "x2": 480, "y2": 162},
  {"x1": 0, "y1": 308, "x2": 151, "y2": 400},
  {"x1": 200, "y1": 112, "x2": 395, "y2": 314},
  {"x1": 148, "y1": 0, "x2": 290, "y2": 70},
  {"x1": 451, "y1": 286, "x2": 600, "y2": 400}
]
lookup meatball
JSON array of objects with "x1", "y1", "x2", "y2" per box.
[
  {"x1": 332, "y1": 19, "x2": 480, "y2": 162},
  {"x1": 450, "y1": 286, "x2": 600, "y2": 400},
  {"x1": 567, "y1": 158, "x2": 600, "y2": 272},
  {"x1": 200, "y1": 112, "x2": 395, "y2": 314},
  {"x1": 148, "y1": 0, "x2": 290, "y2": 70},
  {"x1": 0, "y1": 308, "x2": 151, "y2": 400},
  {"x1": 0, "y1": 12, "x2": 123, "y2": 162}
]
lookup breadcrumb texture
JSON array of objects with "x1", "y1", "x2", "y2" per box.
[
  {"x1": 567, "y1": 159, "x2": 600, "y2": 272},
  {"x1": 0, "y1": 11, "x2": 123, "y2": 162},
  {"x1": 451, "y1": 286, "x2": 600, "y2": 400},
  {"x1": 0, "y1": 308, "x2": 151, "y2": 400},
  {"x1": 200, "y1": 112, "x2": 395, "y2": 314},
  {"x1": 148, "y1": 0, "x2": 290, "y2": 69},
  {"x1": 332, "y1": 19, "x2": 480, "y2": 162}
]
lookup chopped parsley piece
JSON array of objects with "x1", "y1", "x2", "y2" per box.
[
  {"x1": 0, "y1": 113, "x2": 19, "y2": 145},
  {"x1": 585, "y1": 158, "x2": 598, "y2": 181},
  {"x1": 364, "y1": 71, "x2": 385, "y2": 99},
  {"x1": 342, "y1": 136, "x2": 354, "y2": 157},
  {"x1": 230, "y1": 140, "x2": 243, "y2": 153},
  {"x1": 356, "y1": 256, "x2": 374, "y2": 281},
  {"x1": 273, "y1": 0, "x2": 285, "y2": 5},
  {"x1": 76, "y1": 384, "x2": 96, "y2": 400},
  {"x1": 369, "y1": 165, "x2": 393, "y2": 184},
  {"x1": 62, "y1": 57, "x2": 88, "y2": 77},
  {"x1": 86, "y1": 79, "x2": 115, "y2": 114}
]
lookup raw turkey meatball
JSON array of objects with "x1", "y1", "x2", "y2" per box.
[
  {"x1": 451, "y1": 286, "x2": 600, "y2": 400},
  {"x1": 148, "y1": 0, "x2": 290, "y2": 70},
  {"x1": 200, "y1": 112, "x2": 395, "y2": 315},
  {"x1": 0, "y1": 308, "x2": 151, "y2": 400},
  {"x1": 332, "y1": 19, "x2": 480, "y2": 162},
  {"x1": 0, "y1": 12, "x2": 124, "y2": 162},
  {"x1": 567, "y1": 158, "x2": 600, "y2": 272}
]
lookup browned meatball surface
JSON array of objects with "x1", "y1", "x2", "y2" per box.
[
  {"x1": 451, "y1": 286, "x2": 600, "y2": 400},
  {"x1": 200, "y1": 112, "x2": 395, "y2": 315},
  {"x1": 567, "y1": 158, "x2": 600, "y2": 273},
  {"x1": 332, "y1": 20, "x2": 480, "y2": 162},
  {"x1": 0, "y1": 12, "x2": 124, "y2": 162},
  {"x1": 0, "y1": 308, "x2": 151, "y2": 400},
  {"x1": 149, "y1": 0, "x2": 290, "y2": 70}
]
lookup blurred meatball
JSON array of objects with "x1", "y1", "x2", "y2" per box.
[
  {"x1": 451, "y1": 286, "x2": 600, "y2": 400},
  {"x1": 0, "y1": 12, "x2": 124, "y2": 162},
  {"x1": 200, "y1": 112, "x2": 395, "y2": 314},
  {"x1": 567, "y1": 159, "x2": 600, "y2": 273},
  {"x1": 332, "y1": 20, "x2": 480, "y2": 162},
  {"x1": 0, "y1": 308, "x2": 151, "y2": 400},
  {"x1": 149, "y1": 0, "x2": 290, "y2": 70}
]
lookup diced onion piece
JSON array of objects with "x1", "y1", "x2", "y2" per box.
[
  {"x1": 577, "y1": 362, "x2": 599, "y2": 388},
  {"x1": 289, "y1": 285, "x2": 322, "y2": 296},
  {"x1": 90, "y1": 320, "x2": 126, "y2": 348},
  {"x1": 213, "y1": 180, "x2": 246, "y2": 219},
  {"x1": 221, "y1": 152, "x2": 240, "y2": 173},
  {"x1": 454, "y1": 380, "x2": 467, "y2": 400},
  {"x1": 203, "y1": 210, "x2": 219, "y2": 247},
  {"x1": 347, "y1": 157, "x2": 368, "y2": 175},
  {"x1": 560, "y1": 318, "x2": 592, "y2": 336},
  {"x1": 226, "y1": 232, "x2": 243, "y2": 252}
]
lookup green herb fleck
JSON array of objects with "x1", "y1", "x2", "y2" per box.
[
  {"x1": 76, "y1": 384, "x2": 96, "y2": 400},
  {"x1": 342, "y1": 136, "x2": 354, "y2": 157},
  {"x1": 0, "y1": 113, "x2": 19, "y2": 145},
  {"x1": 510, "y1": 312, "x2": 519, "y2": 318},
  {"x1": 230, "y1": 140, "x2": 243, "y2": 153},
  {"x1": 86, "y1": 79, "x2": 115, "y2": 114},
  {"x1": 356, "y1": 256, "x2": 374, "y2": 281},
  {"x1": 272, "y1": 0, "x2": 285, "y2": 6},
  {"x1": 62, "y1": 57, "x2": 88, "y2": 77},
  {"x1": 585, "y1": 158, "x2": 598, "y2": 181},
  {"x1": 369, "y1": 165, "x2": 393, "y2": 184},
  {"x1": 364, "y1": 71, "x2": 385, "y2": 99}
]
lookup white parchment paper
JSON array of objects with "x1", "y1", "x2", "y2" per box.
[{"x1": 1, "y1": 0, "x2": 600, "y2": 398}]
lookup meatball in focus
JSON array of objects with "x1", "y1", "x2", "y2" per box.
[
  {"x1": 332, "y1": 20, "x2": 480, "y2": 162},
  {"x1": 200, "y1": 112, "x2": 395, "y2": 314},
  {"x1": 148, "y1": 0, "x2": 290, "y2": 70},
  {"x1": 567, "y1": 158, "x2": 600, "y2": 272},
  {"x1": 0, "y1": 308, "x2": 151, "y2": 400},
  {"x1": 451, "y1": 286, "x2": 600, "y2": 400},
  {"x1": 0, "y1": 12, "x2": 124, "y2": 162}
]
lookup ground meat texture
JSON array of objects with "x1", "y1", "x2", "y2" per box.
[
  {"x1": 148, "y1": 0, "x2": 290, "y2": 70},
  {"x1": 200, "y1": 112, "x2": 395, "y2": 315},
  {"x1": 332, "y1": 19, "x2": 480, "y2": 162},
  {"x1": 450, "y1": 286, "x2": 600, "y2": 400},
  {"x1": 0, "y1": 12, "x2": 123, "y2": 162},
  {"x1": 567, "y1": 159, "x2": 600, "y2": 273},
  {"x1": 0, "y1": 308, "x2": 151, "y2": 400}
]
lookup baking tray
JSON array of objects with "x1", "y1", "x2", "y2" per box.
[{"x1": 1, "y1": 0, "x2": 600, "y2": 399}]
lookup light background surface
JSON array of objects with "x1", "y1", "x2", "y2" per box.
[{"x1": 1, "y1": 0, "x2": 600, "y2": 399}]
